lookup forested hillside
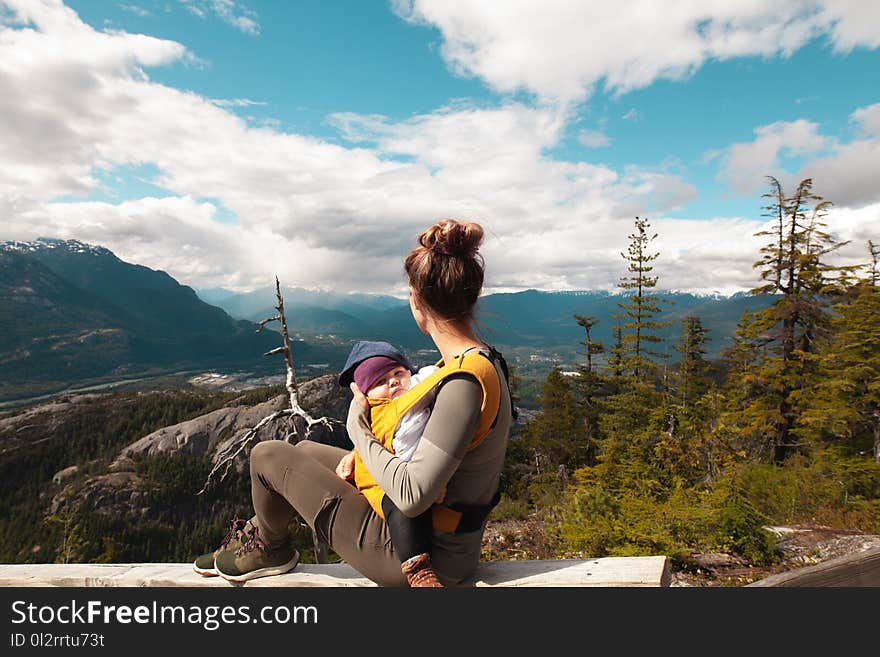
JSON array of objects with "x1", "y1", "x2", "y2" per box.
[
  {"x1": 493, "y1": 178, "x2": 880, "y2": 576},
  {"x1": 0, "y1": 383, "x2": 342, "y2": 564}
]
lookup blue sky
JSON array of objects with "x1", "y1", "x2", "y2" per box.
[{"x1": 2, "y1": 0, "x2": 879, "y2": 296}]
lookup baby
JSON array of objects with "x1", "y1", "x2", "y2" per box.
[{"x1": 337, "y1": 340, "x2": 443, "y2": 587}]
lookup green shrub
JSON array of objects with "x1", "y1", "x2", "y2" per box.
[
  {"x1": 711, "y1": 486, "x2": 777, "y2": 565},
  {"x1": 735, "y1": 449, "x2": 880, "y2": 532},
  {"x1": 489, "y1": 494, "x2": 530, "y2": 522}
]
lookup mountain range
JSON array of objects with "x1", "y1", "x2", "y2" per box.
[
  {"x1": 0, "y1": 239, "x2": 333, "y2": 403},
  {"x1": 2, "y1": 237, "x2": 774, "y2": 404},
  {"x1": 197, "y1": 283, "x2": 774, "y2": 362}
]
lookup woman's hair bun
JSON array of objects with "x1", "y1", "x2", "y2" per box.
[
  {"x1": 419, "y1": 219, "x2": 483, "y2": 258},
  {"x1": 405, "y1": 218, "x2": 485, "y2": 321}
]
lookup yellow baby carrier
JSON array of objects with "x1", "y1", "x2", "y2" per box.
[{"x1": 352, "y1": 347, "x2": 507, "y2": 533}]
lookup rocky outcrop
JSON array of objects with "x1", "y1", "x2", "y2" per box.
[
  {"x1": 40, "y1": 374, "x2": 354, "y2": 524},
  {"x1": 113, "y1": 373, "x2": 352, "y2": 467},
  {"x1": 0, "y1": 394, "x2": 103, "y2": 456},
  {"x1": 50, "y1": 471, "x2": 153, "y2": 517},
  {"x1": 52, "y1": 465, "x2": 79, "y2": 485},
  {"x1": 118, "y1": 395, "x2": 285, "y2": 460}
]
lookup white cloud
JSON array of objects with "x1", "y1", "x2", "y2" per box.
[
  {"x1": 179, "y1": 0, "x2": 259, "y2": 35},
  {"x1": 329, "y1": 103, "x2": 567, "y2": 169},
  {"x1": 209, "y1": 97, "x2": 267, "y2": 107},
  {"x1": 850, "y1": 102, "x2": 880, "y2": 138},
  {"x1": 715, "y1": 105, "x2": 880, "y2": 208},
  {"x1": 0, "y1": 0, "x2": 188, "y2": 200},
  {"x1": 716, "y1": 119, "x2": 829, "y2": 194},
  {"x1": 578, "y1": 129, "x2": 611, "y2": 148},
  {"x1": 120, "y1": 4, "x2": 150, "y2": 18},
  {"x1": 393, "y1": 0, "x2": 880, "y2": 106},
  {"x1": 615, "y1": 169, "x2": 699, "y2": 216},
  {"x1": 0, "y1": 0, "x2": 877, "y2": 298},
  {"x1": 3, "y1": 196, "x2": 355, "y2": 291},
  {"x1": 182, "y1": 3, "x2": 205, "y2": 19},
  {"x1": 818, "y1": 0, "x2": 880, "y2": 51},
  {"x1": 792, "y1": 103, "x2": 880, "y2": 208}
]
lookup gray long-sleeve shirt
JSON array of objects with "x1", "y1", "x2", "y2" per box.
[{"x1": 346, "y1": 358, "x2": 513, "y2": 584}]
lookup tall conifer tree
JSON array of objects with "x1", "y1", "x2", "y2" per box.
[
  {"x1": 653, "y1": 316, "x2": 715, "y2": 484},
  {"x1": 675, "y1": 316, "x2": 712, "y2": 410},
  {"x1": 572, "y1": 314, "x2": 605, "y2": 466},
  {"x1": 574, "y1": 314, "x2": 603, "y2": 373},
  {"x1": 727, "y1": 177, "x2": 853, "y2": 462},
  {"x1": 799, "y1": 242, "x2": 880, "y2": 462},
  {"x1": 594, "y1": 217, "x2": 669, "y2": 482},
  {"x1": 869, "y1": 240, "x2": 879, "y2": 287},
  {"x1": 614, "y1": 216, "x2": 670, "y2": 381},
  {"x1": 518, "y1": 367, "x2": 587, "y2": 470}
]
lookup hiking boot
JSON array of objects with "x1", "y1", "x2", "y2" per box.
[
  {"x1": 401, "y1": 552, "x2": 443, "y2": 587},
  {"x1": 214, "y1": 524, "x2": 300, "y2": 583},
  {"x1": 192, "y1": 516, "x2": 253, "y2": 577}
]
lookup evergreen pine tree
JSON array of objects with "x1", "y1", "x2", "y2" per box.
[
  {"x1": 572, "y1": 314, "x2": 605, "y2": 467},
  {"x1": 653, "y1": 316, "x2": 715, "y2": 484},
  {"x1": 574, "y1": 314, "x2": 604, "y2": 373},
  {"x1": 799, "y1": 243, "x2": 880, "y2": 462},
  {"x1": 614, "y1": 216, "x2": 671, "y2": 381},
  {"x1": 608, "y1": 320, "x2": 625, "y2": 379},
  {"x1": 674, "y1": 316, "x2": 712, "y2": 410},
  {"x1": 726, "y1": 177, "x2": 854, "y2": 462},
  {"x1": 869, "y1": 240, "x2": 879, "y2": 287},
  {"x1": 518, "y1": 366, "x2": 587, "y2": 470},
  {"x1": 594, "y1": 216, "x2": 671, "y2": 481}
]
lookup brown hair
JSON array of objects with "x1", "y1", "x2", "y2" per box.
[{"x1": 404, "y1": 219, "x2": 485, "y2": 322}]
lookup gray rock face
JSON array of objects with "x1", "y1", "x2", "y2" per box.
[
  {"x1": 50, "y1": 471, "x2": 151, "y2": 516},
  {"x1": 52, "y1": 465, "x2": 79, "y2": 485},
  {"x1": 41, "y1": 374, "x2": 354, "y2": 522},
  {"x1": 118, "y1": 395, "x2": 284, "y2": 460},
  {"x1": 114, "y1": 374, "x2": 352, "y2": 466},
  {"x1": 0, "y1": 394, "x2": 102, "y2": 443}
]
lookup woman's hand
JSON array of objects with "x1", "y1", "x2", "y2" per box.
[
  {"x1": 336, "y1": 449, "x2": 356, "y2": 481},
  {"x1": 350, "y1": 382, "x2": 369, "y2": 412}
]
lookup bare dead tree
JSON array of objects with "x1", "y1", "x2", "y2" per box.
[
  {"x1": 198, "y1": 277, "x2": 336, "y2": 495},
  {"x1": 196, "y1": 277, "x2": 338, "y2": 562}
]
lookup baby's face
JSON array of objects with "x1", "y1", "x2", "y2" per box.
[{"x1": 366, "y1": 366, "x2": 412, "y2": 399}]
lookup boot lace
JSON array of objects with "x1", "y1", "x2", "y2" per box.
[
  {"x1": 236, "y1": 524, "x2": 268, "y2": 556},
  {"x1": 220, "y1": 516, "x2": 249, "y2": 549}
]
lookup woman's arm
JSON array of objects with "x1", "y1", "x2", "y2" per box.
[{"x1": 346, "y1": 374, "x2": 481, "y2": 517}]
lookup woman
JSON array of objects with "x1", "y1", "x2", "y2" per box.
[{"x1": 194, "y1": 219, "x2": 514, "y2": 587}]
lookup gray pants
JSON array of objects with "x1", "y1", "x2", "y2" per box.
[{"x1": 248, "y1": 439, "x2": 407, "y2": 587}]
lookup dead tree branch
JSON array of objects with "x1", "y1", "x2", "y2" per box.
[{"x1": 198, "y1": 276, "x2": 335, "y2": 495}]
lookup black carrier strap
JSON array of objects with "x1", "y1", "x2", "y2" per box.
[
  {"x1": 447, "y1": 489, "x2": 502, "y2": 534},
  {"x1": 459, "y1": 345, "x2": 511, "y2": 533},
  {"x1": 430, "y1": 345, "x2": 513, "y2": 534},
  {"x1": 482, "y1": 344, "x2": 518, "y2": 425}
]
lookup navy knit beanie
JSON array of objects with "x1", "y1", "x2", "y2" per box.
[{"x1": 338, "y1": 340, "x2": 415, "y2": 388}]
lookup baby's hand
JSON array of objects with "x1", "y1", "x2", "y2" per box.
[
  {"x1": 336, "y1": 450, "x2": 356, "y2": 481},
  {"x1": 434, "y1": 484, "x2": 446, "y2": 504}
]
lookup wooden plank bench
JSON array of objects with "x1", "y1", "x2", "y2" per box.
[
  {"x1": 746, "y1": 546, "x2": 880, "y2": 587},
  {"x1": 0, "y1": 556, "x2": 670, "y2": 587}
]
